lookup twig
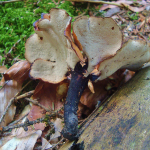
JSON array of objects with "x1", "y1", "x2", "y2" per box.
[
  {"x1": 74, "y1": 2, "x2": 90, "y2": 20},
  {"x1": 0, "y1": 0, "x2": 23, "y2": 5},
  {"x1": 137, "y1": 32, "x2": 148, "y2": 42},
  {"x1": 1, "y1": 112, "x2": 62, "y2": 133},
  {"x1": 16, "y1": 90, "x2": 34, "y2": 100},
  {"x1": 8, "y1": 113, "x2": 29, "y2": 126},
  {"x1": 24, "y1": 98, "x2": 51, "y2": 112},
  {"x1": 2, "y1": 37, "x2": 26, "y2": 65},
  {"x1": 0, "y1": 81, "x2": 33, "y2": 125},
  {"x1": 49, "y1": 138, "x2": 65, "y2": 150},
  {"x1": 7, "y1": 36, "x2": 26, "y2": 55},
  {"x1": 68, "y1": 0, "x2": 122, "y2": 7},
  {"x1": 52, "y1": 0, "x2": 57, "y2": 5},
  {"x1": 1, "y1": 116, "x2": 46, "y2": 133}
]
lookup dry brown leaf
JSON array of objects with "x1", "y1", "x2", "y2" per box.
[
  {"x1": 80, "y1": 69, "x2": 130, "y2": 111},
  {"x1": 0, "y1": 80, "x2": 22, "y2": 127},
  {"x1": 0, "y1": 105, "x2": 41, "y2": 149},
  {"x1": 77, "y1": 102, "x2": 91, "y2": 119},
  {"x1": 27, "y1": 105, "x2": 46, "y2": 131},
  {"x1": 100, "y1": 0, "x2": 148, "y2": 12},
  {"x1": 3, "y1": 60, "x2": 30, "y2": 83},
  {"x1": 0, "y1": 66, "x2": 7, "y2": 73},
  {"x1": 27, "y1": 81, "x2": 69, "y2": 130},
  {"x1": 33, "y1": 81, "x2": 68, "y2": 110},
  {"x1": 122, "y1": 3, "x2": 146, "y2": 12},
  {"x1": 0, "y1": 61, "x2": 31, "y2": 127},
  {"x1": 50, "y1": 118, "x2": 64, "y2": 144},
  {"x1": 41, "y1": 137, "x2": 52, "y2": 149},
  {"x1": 1, "y1": 130, "x2": 42, "y2": 150}
]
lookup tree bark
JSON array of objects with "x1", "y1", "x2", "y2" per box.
[{"x1": 60, "y1": 66, "x2": 150, "y2": 149}]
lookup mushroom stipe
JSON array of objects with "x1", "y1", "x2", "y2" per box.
[{"x1": 61, "y1": 62, "x2": 90, "y2": 140}]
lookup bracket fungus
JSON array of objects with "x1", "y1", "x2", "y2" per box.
[{"x1": 25, "y1": 8, "x2": 150, "y2": 141}]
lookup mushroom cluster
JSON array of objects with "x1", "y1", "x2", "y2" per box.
[{"x1": 25, "y1": 8, "x2": 150, "y2": 140}]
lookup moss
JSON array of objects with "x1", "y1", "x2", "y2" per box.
[{"x1": 0, "y1": 0, "x2": 102, "y2": 67}]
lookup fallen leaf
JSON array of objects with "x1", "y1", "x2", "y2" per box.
[
  {"x1": 27, "y1": 105, "x2": 46, "y2": 131},
  {"x1": 50, "y1": 118, "x2": 63, "y2": 143},
  {"x1": 0, "y1": 61, "x2": 31, "y2": 127},
  {"x1": 1, "y1": 130, "x2": 42, "y2": 150},
  {"x1": 3, "y1": 60, "x2": 30, "y2": 83},
  {"x1": 0, "y1": 66, "x2": 7, "y2": 73},
  {"x1": 100, "y1": 0, "x2": 148, "y2": 12},
  {"x1": 42, "y1": 137, "x2": 52, "y2": 149},
  {"x1": 104, "y1": 7, "x2": 121, "y2": 17},
  {"x1": 0, "y1": 80, "x2": 22, "y2": 127},
  {"x1": 88, "y1": 80, "x2": 95, "y2": 93},
  {"x1": 28, "y1": 81, "x2": 69, "y2": 130},
  {"x1": 80, "y1": 69, "x2": 132, "y2": 111},
  {"x1": 122, "y1": 3, "x2": 147, "y2": 12}
]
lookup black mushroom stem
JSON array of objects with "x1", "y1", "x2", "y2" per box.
[
  {"x1": 62, "y1": 61, "x2": 99, "y2": 141},
  {"x1": 62, "y1": 62, "x2": 89, "y2": 140}
]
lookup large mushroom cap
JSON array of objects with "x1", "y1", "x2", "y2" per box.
[
  {"x1": 25, "y1": 8, "x2": 79, "y2": 83},
  {"x1": 72, "y1": 16, "x2": 123, "y2": 75},
  {"x1": 97, "y1": 39, "x2": 150, "y2": 81}
]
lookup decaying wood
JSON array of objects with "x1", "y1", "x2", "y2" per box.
[{"x1": 60, "y1": 65, "x2": 150, "y2": 149}]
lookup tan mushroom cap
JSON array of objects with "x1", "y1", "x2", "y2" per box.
[
  {"x1": 25, "y1": 9, "x2": 79, "y2": 83},
  {"x1": 73, "y1": 16, "x2": 123, "y2": 75},
  {"x1": 97, "y1": 39, "x2": 150, "y2": 81}
]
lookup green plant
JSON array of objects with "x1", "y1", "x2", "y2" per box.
[
  {"x1": 0, "y1": 0, "x2": 103, "y2": 67},
  {"x1": 127, "y1": 11, "x2": 139, "y2": 21}
]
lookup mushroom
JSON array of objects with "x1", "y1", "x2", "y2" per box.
[
  {"x1": 25, "y1": 8, "x2": 80, "y2": 83},
  {"x1": 68, "y1": 16, "x2": 123, "y2": 75},
  {"x1": 62, "y1": 16, "x2": 123, "y2": 140},
  {"x1": 97, "y1": 39, "x2": 150, "y2": 81},
  {"x1": 62, "y1": 17, "x2": 150, "y2": 140},
  {"x1": 25, "y1": 8, "x2": 150, "y2": 141}
]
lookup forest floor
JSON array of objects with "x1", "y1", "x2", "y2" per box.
[{"x1": 0, "y1": 0, "x2": 150, "y2": 149}]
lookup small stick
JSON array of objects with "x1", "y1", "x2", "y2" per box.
[
  {"x1": 0, "y1": 0, "x2": 23, "y2": 5},
  {"x1": 68, "y1": 0, "x2": 122, "y2": 7},
  {"x1": 1, "y1": 112, "x2": 61, "y2": 133},
  {"x1": 1, "y1": 115, "x2": 47, "y2": 133},
  {"x1": 8, "y1": 113, "x2": 29, "y2": 126},
  {"x1": 0, "y1": 81, "x2": 33, "y2": 125},
  {"x1": 74, "y1": 2, "x2": 90, "y2": 20},
  {"x1": 8, "y1": 38, "x2": 25, "y2": 54},
  {"x1": 49, "y1": 138, "x2": 65, "y2": 150},
  {"x1": 24, "y1": 98, "x2": 51, "y2": 112}
]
